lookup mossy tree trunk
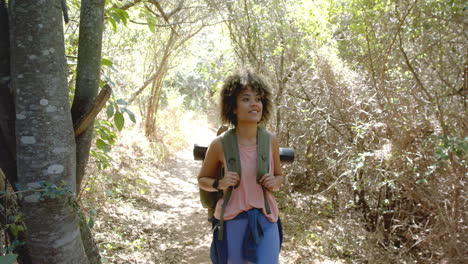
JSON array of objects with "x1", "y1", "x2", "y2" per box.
[
  {"x1": 2, "y1": 0, "x2": 106, "y2": 262},
  {"x1": 9, "y1": 0, "x2": 89, "y2": 262}
]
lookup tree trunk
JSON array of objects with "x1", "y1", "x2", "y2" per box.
[
  {"x1": 0, "y1": 3, "x2": 33, "y2": 263},
  {"x1": 71, "y1": 0, "x2": 106, "y2": 194},
  {"x1": 145, "y1": 63, "x2": 168, "y2": 137},
  {"x1": 79, "y1": 212, "x2": 102, "y2": 264},
  {"x1": 144, "y1": 29, "x2": 177, "y2": 137},
  {"x1": 0, "y1": 0, "x2": 16, "y2": 185},
  {"x1": 70, "y1": 1, "x2": 105, "y2": 263},
  {"x1": 9, "y1": 0, "x2": 89, "y2": 263}
]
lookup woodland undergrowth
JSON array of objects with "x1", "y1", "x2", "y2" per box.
[{"x1": 79, "y1": 106, "x2": 196, "y2": 263}]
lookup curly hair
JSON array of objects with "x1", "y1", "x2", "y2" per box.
[{"x1": 219, "y1": 67, "x2": 272, "y2": 126}]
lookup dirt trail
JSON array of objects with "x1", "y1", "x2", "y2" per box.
[
  {"x1": 154, "y1": 148, "x2": 213, "y2": 263},
  {"x1": 93, "y1": 115, "x2": 341, "y2": 263},
  {"x1": 93, "y1": 121, "x2": 216, "y2": 263},
  {"x1": 142, "y1": 128, "x2": 215, "y2": 263}
]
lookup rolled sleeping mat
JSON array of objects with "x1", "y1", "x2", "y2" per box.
[{"x1": 193, "y1": 144, "x2": 295, "y2": 163}]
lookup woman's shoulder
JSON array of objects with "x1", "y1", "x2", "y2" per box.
[
  {"x1": 262, "y1": 129, "x2": 280, "y2": 148},
  {"x1": 203, "y1": 136, "x2": 224, "y2": 164},
  {"x1": 263, "y1": 129, "x2": 278, "y2": 141},
  {"x1": 208, "y1": 136, "x2": 223, "y2": 153}
]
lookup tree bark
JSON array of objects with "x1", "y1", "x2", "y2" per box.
[
  {"x1": 71, "y1": 0, "x2": 106, "y2": 194},
  {"x1": 0, "y1": 3, "x2": 33, "y2": 263},
  {"x1": 0, "y1": 0, "x2": 16, "y2": 185},
  {"x1": 78, "y1": 212, "x2": 102, "y2": 264},
  {"x1": 9, "y1": 0, "x2": 89, "y2": 263},
  {"x1": 69, "y1": 1, "x2": 105, "y2": 263}
]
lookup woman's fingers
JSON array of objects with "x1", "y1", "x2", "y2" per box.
[
  {"x1": 261, "y1": 173, "x2": 276, "y2": 190},
  {"x1": 221, "y1": 171, "x2": 240, "y2": 189}
]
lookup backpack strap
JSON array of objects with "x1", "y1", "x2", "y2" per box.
[
  {"x1": 257, "y1": 127, "x2": 271, "y2": 215},
  {"x1": 221, "y1": 129, "x2": 241, "y2": 187},
  {"x1": 218, "y1": 128, "x2": 240, "y2": 240}
]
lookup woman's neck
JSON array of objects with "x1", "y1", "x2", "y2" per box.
[{"x1": 235, "y1": 123, "x2": 258, "y2": 146}]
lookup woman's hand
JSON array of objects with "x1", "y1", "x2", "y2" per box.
[
  {"x1": 219, "y1": 171, "x2": 240, "y2": 191},
  {"x1": 260, "y1": 173, "x2": 282, "y2": 191}
]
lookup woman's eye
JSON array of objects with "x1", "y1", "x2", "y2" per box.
[{"x1": 242, "y1": 98, "x2": 249, "y2": 102}]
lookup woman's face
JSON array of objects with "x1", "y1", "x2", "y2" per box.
[{"x1": 234, "y1": 87, "x2": 263, "y2": 124}]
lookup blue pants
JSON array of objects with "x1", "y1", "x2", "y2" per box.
[{"x1": 225, "y1": 213, "x2": 280, "y2": 264}]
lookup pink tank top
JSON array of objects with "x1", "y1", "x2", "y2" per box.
[{"x1": 213, "y1": 142, "x2": 279, "y2": 222}]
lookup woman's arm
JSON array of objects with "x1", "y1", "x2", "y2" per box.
[
  {"x1": 197, "y1": 137, "x2": 223, "y2": 192},
  {"x1": 198, "y1": 137, "x2": 241, "y2": 192},
  {"x1": 271, "y1": 133, "x2": 284, "y2": 190}
]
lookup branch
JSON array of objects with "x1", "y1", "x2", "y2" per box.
[
  {"x1": 73, "y1": 84, "x2": 112, "y2": 137},
  {"x1": 144, "y1": 3, "x2": 161, "y2": 18},
  {"x1": 61, "y1": 0, "x2": 69, "y2": 24},
  {"x1": 130, "y1": 16, "x2": 216, "y2": 27},
  {"x1": 127, "y1": 72, "x2": 158, "y2": 105},
  {"x1": 398, "y1": 31, "x2": 451, "y2": 135},
  {"x1": 166, "y1": 0, "x2": 184, "y2": 19},
  {"x1": 397, "y1": 31, "x2": 433, "y2": 101},
  {"x1": 289, "y1": 88, "x2": 353, "y2": 144},
  {"x1": 117, "y1": 0, "x2": 143, "y2": 10},
  {"x1": 148, "y1": 0, "x2": 180, "y2": 35}
]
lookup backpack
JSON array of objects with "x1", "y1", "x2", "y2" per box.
[{"x1": 198, "y1": 127, "x2": 271, "y2": 240}]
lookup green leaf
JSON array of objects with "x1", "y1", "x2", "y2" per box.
[
  {"x1": 101, "y1": 58, "x2": 113, "y2": 67},
  {"x1": 106, "y1": 104, "x2": 114, "y2": 119},
  {"x1": 147, "y1": 21, "x2": 155, "y2": 33},
  {"x1": 116, "y1": 99, "x2": 128, "y2": 105},
  {"x1": 88, "y1": 217, "x2": 95, "y2": 229},
  {"x1": 109, "y1": 8, "x2": 129, "y2": 26},
  {"x1": 108, "y1": 16, "x2": 117, "y2": 32},
  {"x1": 100, "y1": 120, "x2": 114, "y2": 128},
  {"x1": 110, "y1": 13, "x2": 121, "y2": 24},
  {"x1": 10, "y1": 224, "x2": 17, "y2": 236},
  {"x1": 146, "y1": 16, "x2": 156, "y2": 33},
  {"x1": 0, "y1": 254, "x2": 18, "y2": 264},
  {"x1": 96, "y1": 139, "x2": 110, "y2": 152},
  {"x1": 122, "y1": 108, "x2": 136, "y2": 123},
  {"x1": 99, "y1": 131, "x2": 115, "y2": 143},
  {"x1": 114, "y1": 111, "x2": 124, "y2": 131},
  {"x1": 416, "y1": 179, "x2": 428, "y2": 185}
]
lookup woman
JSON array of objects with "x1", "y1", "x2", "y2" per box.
[{"x1": 198, "y1": 68, "x2": 283, "y2": 264}]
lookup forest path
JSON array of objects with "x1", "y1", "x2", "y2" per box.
[
  {"x1": 139, "y1": 124, "x2": 216, "y2": 263},
  {"x1": 150, "y1": 146, "x2": 213, "y2": 263},
  {"x1": 93, "y1": 118, "x2": 215, "y2": 264},
  {"x1": 93, "y1": 115, "x2": 335, "y2": 263}
]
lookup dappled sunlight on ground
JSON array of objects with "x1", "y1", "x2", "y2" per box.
[{"x1": 86, "y1": 113, "x2": 216, "y2": 263}]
